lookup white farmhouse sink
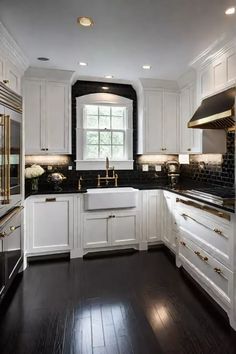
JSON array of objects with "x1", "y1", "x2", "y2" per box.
[{"x1": 84, "y1": 187, "x2": 139, "y2": 210}]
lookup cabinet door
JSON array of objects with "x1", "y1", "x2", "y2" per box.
[
  {"x1": 27, "y1": 196, "x2": 74, "y2": 254},
  {"x1": 163, "y1": 91, "x2": 179, "y2": 153},
  {"x1": 0, "y1": 56, "x2": 5, "y2": 84},
  {"x1": 45, "y1": 81, "x2": 71, "y2": 153},
  {"x1": 111, "y1": 211, "x2": 139, "y2": 246},
  {"x1": 24, "y1": 80, "x2": 46, "y2": 154},
  {"x1": 162, "y1": 192, "x2": 177, "y2": 252},
  {"x1": 180, "y1": 85, "x2": 201, "y2": 153},
  {"x1": 5, "y1": 62, "x2": 21, "y2": 94},
  {"x1": 146, "y1": 191, "x2": 162, "y2": 243},
  {"x1": 83, "y1": 213, "x2": 111, "y2": 248},
  {"x1": 144, "y1": 90, "x2": 163, "y2": 153}
]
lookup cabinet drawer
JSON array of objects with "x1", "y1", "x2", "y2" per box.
[
  {"x1": 177, "y1": 210, "x2": 232, "y2": 268},
  {"x1": 179, "y1": 237, "x2": 233, "y2": 308}
]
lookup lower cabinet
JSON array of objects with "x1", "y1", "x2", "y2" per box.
[
  {"x1": 162, "y1": 191, "x2": 177, "y2": 252},
  {"x1": 26, "y1": 195, "x2": 74, "y2": 255},
  {"x1": 142, "y1": 190, "x2": 162, "y2": 244},
  {"x1": 82, "y1": 210, "x2": 140, "y2": 249}
]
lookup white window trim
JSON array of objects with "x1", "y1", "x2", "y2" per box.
[{"x1": 75, "y1": 93, "x2": 134, "y2": 170}]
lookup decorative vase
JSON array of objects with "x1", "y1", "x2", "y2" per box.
[{"x1": 31, "y1": 177, "x2": 39, "y2": 192}]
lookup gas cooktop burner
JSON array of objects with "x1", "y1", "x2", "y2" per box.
[{"x1": 183, "y1": 188, "x2": 235, "y2": 206}]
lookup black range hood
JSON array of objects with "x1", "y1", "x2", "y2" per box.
[{"x1": 188, "y1": 87, "x2": 235, "y2": 129}]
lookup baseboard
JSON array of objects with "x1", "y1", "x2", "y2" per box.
[
  {"x1": 83, "y1": 248, "x2": 138, "y2": 260},
  {"x1": 27, "y1": 252, "x2": 70, "y2": 263}
]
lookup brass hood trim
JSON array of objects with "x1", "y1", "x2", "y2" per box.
[
  {"x1": 188, "y1": 109, "x2": 234, "y2": 128},
  {"x1": 188, "y1": 87, "x2": 235, "y2": 130}
]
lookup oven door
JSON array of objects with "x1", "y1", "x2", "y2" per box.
[{"x1": 0, "y1": 206, "x2": 22, "y2": 299}]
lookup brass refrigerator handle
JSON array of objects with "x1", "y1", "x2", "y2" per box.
[{"x1": 2, "y1": 115, "x2": 10, "y2": 205}]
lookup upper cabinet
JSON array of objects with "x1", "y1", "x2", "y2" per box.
[
  {"x1": 142, "y1": 88, "x2": 179, "y2": 154},
  {"x1": 196, "y1": 41, "x2": 236, "y2": 101},
  {"x1": 24, "y1": 68, "x2": 74, "y2": 155},
  {"x1": 0, "y1": 22, "x2": 28, "y2": 94},
  {"x1": 179, "y1": 83, "x2": 201, "y2": 154}
]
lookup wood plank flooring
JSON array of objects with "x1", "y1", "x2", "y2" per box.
[{"x1": 0, "y1": 249, "x2": 236, "y2": 354}]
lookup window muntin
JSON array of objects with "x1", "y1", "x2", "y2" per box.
[{"x1": 84, "y1": 105, "x2": 126, "y2": 160}]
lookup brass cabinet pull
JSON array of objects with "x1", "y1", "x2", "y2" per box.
[
  {"x1": 194, "y1": 251, "x2": 208, "y2": 262},
  {"x1": 181, "y1": 213, "x2": 226, "y2": 237},
  {"x1": 214, "y1": 267, "x2": 222, "y2": 275},
  {"x1": 45, "y1": 197, "x2": 56, "y2": 202},
  {"x1": 3, "y1": 80, "x2": 9, "y2": 84},
  {"x1": 213, "y1": 228, "x2": 223, "y2": 235},
  {"x1": 161, "y1": 148, "x2": 167, "y2": 151},
  {"x1": 180, "y1": 241, "x2": 186, "y2": 246},
  {"x1": 187, "y1": 148, "x2": 191, "y2": 151},
  {"x1": 176, "y1": 198, "x2": 230, "y2": 221}
]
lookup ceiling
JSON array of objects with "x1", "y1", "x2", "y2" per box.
[{"x1": 0, "y1": 0, "x2": 236, "y2": 81}]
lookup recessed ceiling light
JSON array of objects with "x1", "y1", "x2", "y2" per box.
[
  {"x1": 37, "y1": 57, "x2": 50, "y2": 61},
  {"x1": 142, "y1": 65, "x2": 151, "y2": 70},
  {"x1": 77, "y1": 16, "x2": 94, "y2": 27},
  {"x1": 102, "y1": 86, "x2": 109, "y2": 90},
  {"x1": 225, "y1": 7, "x2": 235, "y2": 15},
  {"x1": 79, "y1": 62, "x2": 88, "y2": 66},
  {"x1": 105, "y1": 75, "x2": 114, "y2": 79}
]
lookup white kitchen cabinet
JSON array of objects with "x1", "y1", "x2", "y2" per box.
[
  {"x1": 142, "y1": 190, "x2": 162, "y2": 244},
  {"x1": 179, "y1": 84, "x2": 201, "y2": 153},
  {"x1": 26, "y1": 195, "x2": 74, "y2": 255},
  {"x1": 0, "y1": 54, "x2": 22, "y2": 94},
  {"x1": 163, "y1": 91, "x2": 179, "y2": 153},
  {"x1": 143, "y1": 89, "x2": 179, "y2": 154},
  {"x1": 83, "y1": 212, "x2": 111, "y2": 249},
  {"x1": 197, "y1": 44, "x2": 236, "y2": 100},
  {"x1": 24, "y1": 80, "x2": 45, "y2": 154},
  {"x1": 83, "y1": 209, "x2": 139, "y2": 249},
  {"x1": 111, "y1": 210, "x2": 139, "y2": 246},
  {"x1": 24, "y1": 71, "x2": 72, "y2": 154},
  {"x1": 162, "y1": 191, "x2": 177, "y2": 252}
]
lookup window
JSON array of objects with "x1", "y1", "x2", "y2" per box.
[
  {"x1": 76, "y1": 93, "x2": 133, "y2": 170},
  {"x1": 84, "y1": 105, "x2": 126, "y2": 160}
]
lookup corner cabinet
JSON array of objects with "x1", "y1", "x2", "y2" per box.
[
  {"x1": 82, "y1": 210, "x2": 140, "y2": 249},
  {"x1": 143, "y1": 89, "x2": 179, "y2": 154},
  {"x1": 24, "y1": 74, "x2": 72, "y2": 154},
  {"x1": 26, "y1": 195, "x2": 74, "y2": 255}
]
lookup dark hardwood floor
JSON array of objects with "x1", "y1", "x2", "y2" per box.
[{"x1": 0, "y1": 249, "x2": 236, "y2": 354}]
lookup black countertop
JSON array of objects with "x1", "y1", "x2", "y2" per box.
[{"x1": 25, "y1": 182, "x2": 235, "y2": 214}]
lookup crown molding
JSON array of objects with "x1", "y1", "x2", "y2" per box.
[
  {"x1": 0, "y1": 21, "x2": 29, "y2": 73},
  {"x1": 189, "y1": 36, "x2": 236, "y2": 70}
]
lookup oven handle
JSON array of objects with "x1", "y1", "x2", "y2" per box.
[
  {"x1": 0, "y1": 225, "x2": 20, "y2": 238},
  {"x1": 0, "y1": 206, "x2": 23, "y2": 229}
]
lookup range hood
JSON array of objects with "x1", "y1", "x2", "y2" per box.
[{"x1": 188, "y1": 87, "x2": 235, "y2": 129}]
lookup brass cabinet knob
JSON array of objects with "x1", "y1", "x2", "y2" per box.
[
  {"x1": 0, "y1": 232, "x2": 6, "y2": 238},
  {"x1": 10, "y1": 226, "x2": 16, "y2": 231}
]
